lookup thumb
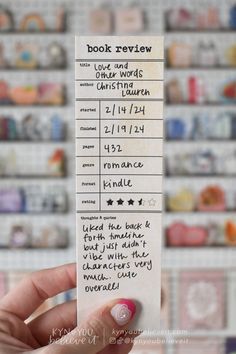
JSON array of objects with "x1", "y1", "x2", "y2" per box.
[{"x1": 48, "y1": 299, "x2": 137, "y2": 354}]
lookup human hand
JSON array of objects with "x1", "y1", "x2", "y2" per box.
[{"x1": 0, "y1": 263, "x2": 139, "y2": 354}]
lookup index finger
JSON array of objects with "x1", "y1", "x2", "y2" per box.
[{"x1": 0, "y1": 263, "x2": 76, "y2": 320}]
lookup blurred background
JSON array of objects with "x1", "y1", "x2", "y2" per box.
[{"x1": 0, "y1": 0, "x2": 236, "y2": 353}]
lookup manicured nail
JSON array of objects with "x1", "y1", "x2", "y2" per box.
[{"x1": 110, "y1": 299, "x2": 136, "y2": 326}]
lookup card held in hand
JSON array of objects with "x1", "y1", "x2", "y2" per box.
[{"x1": 75, "y1": 36, "x2": 164, "y2": 331}]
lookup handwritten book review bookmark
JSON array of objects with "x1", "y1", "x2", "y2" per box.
[{"x1": 75, "y1": 36, "x2": 164, "y2": 332}]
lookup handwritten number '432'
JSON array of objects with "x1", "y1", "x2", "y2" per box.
[{"x1": 104, "y1": 144, "x2": 122, "y2": 153}]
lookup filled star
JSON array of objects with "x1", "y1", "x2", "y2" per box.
[
  {"x1": 138, "y1": 198, "x2": 143, "y2": 206},
  {"x1": 107, "y1": 199, "x2": 113, "y2": 206},
  {"x1": 128, "y1": 199, "x2": 134, "y2": 205},
  {"x1": 117, "y1": 198, "x2": 124, "y2": 205}
]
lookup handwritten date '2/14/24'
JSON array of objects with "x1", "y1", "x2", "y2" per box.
[
  {"x1": 105, "y1": 103, "x2": 145, "y2": 117},
  {"x1": 104, "y1": 124, "x2": 145, "y2": 135}
]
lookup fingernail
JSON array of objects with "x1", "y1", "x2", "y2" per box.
[{"x1": 110, "y1": 299, "x2": 136, "y2": 326}]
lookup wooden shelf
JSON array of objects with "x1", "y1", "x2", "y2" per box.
[
  {"x1": 0, "y1": 211, "x2": 67, "y2": 215},
  {"x1": 0, "y1": 30, "x2": 67, "y2": 34},
  {"x1": 0, "y1": 67, "x2": 67, "y2": 71},
  {"x1": 0, "y1": 140, "x2": 66, "y2": 143},
  {"x1": 0, "y1": 104, "x2": 66, "y2": 108},
  {"x1": 166, "y1": 174, "x2": 236, "y2": 178},
  {"x1": 165, "y1": 27, "x2": 236, "y2": 33},
  {"x1": 0, "y1": 245, "x2": 69, "y2": 250},
  {"x1": 165, "y1": 245, "x2": 233, "y2": 248},
  {"x1": 165, "y1": 210, "x2": 236, "y2": 215},
  {"x1": 166, "y1": 65, "x2": 236, "y2": 70},
  {"x1": 166, "y1": 102, "x2": 236, "y2": 106},
  {"x1": 166, "y1": 139, "x2": 236, "y2": 142},
  {"x1": 0, "y1": 175, "x2": 66, "y2": 179}
]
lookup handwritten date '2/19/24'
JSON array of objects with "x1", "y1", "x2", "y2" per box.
[{"x1": 104, "y1": 124, "x2": 145, "y2": 135}]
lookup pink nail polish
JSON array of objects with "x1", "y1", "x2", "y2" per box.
[{"x1": 110, "y1": 299, "x2": 136, "y2": 326}]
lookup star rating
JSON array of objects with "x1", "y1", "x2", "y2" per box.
[
  {"x1": 128, "y1": 198, "x2": 134, "y2": 205},
  {"x1": 106, "y1": 199, "x2": 113, "y2": 206},
  {"x1": 138, "y1": 198, "x2": 143, "y2": 206},
  {"x1": 148, "y1": 198, "x2": 157, "y2": 207},
  {"x1": 105, "y1": 198, "x2": 157, "y2": 208},
  {"x1": 117, "y1": 198, "x2": 124, "y2": 205}
]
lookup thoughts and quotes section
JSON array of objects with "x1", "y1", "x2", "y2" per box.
[{"x1": 75, "y1": 36, "x2": 163, "y2": 331}]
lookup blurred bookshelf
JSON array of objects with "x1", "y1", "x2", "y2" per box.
[
  {"x1": 0, "y1": 0, "x2": 74, "y2": 272},
  {"x1": 0, "y1": 1, "x2": 236, "y2": 353}
]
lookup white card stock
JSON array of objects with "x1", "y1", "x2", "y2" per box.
[{"x1": 75, "y1": 36, "x2": 164, "y2": 331}]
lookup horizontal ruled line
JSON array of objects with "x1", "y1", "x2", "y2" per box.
[
  {"x1": 76, "y1": 98, "x2": 164, "y2": 101},
  {"x1": 75, "y1": 79, "x2": 164, "y2": 82},
  {"x1": 76, "y1": 173, "x2": 163, "y2": 176},
  {"x1": 75, "y1": 118, "x2": 163, "y2": 121},
  {"x1": 76, "y1": 155, "x2": 163, "y2": 158},
  {"x1": 75, "y1": 137, "x2": 163, "y2": 139},
  {"x1": 76, "y1": 210, "x2": 162, "y2": 213},
  {"x1": 75, "y1": 59, "x2": 164, "y2": 62},
  {"x1": 76, "y1": 100, "x2": 163, "y2": 102},
  {"x1": 76, "y1": 192, "x2": 162, "y2": 194}
]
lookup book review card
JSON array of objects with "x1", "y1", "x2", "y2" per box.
[{"x1": 75, "y1": 36, "x2": 164, "y2": 331}]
